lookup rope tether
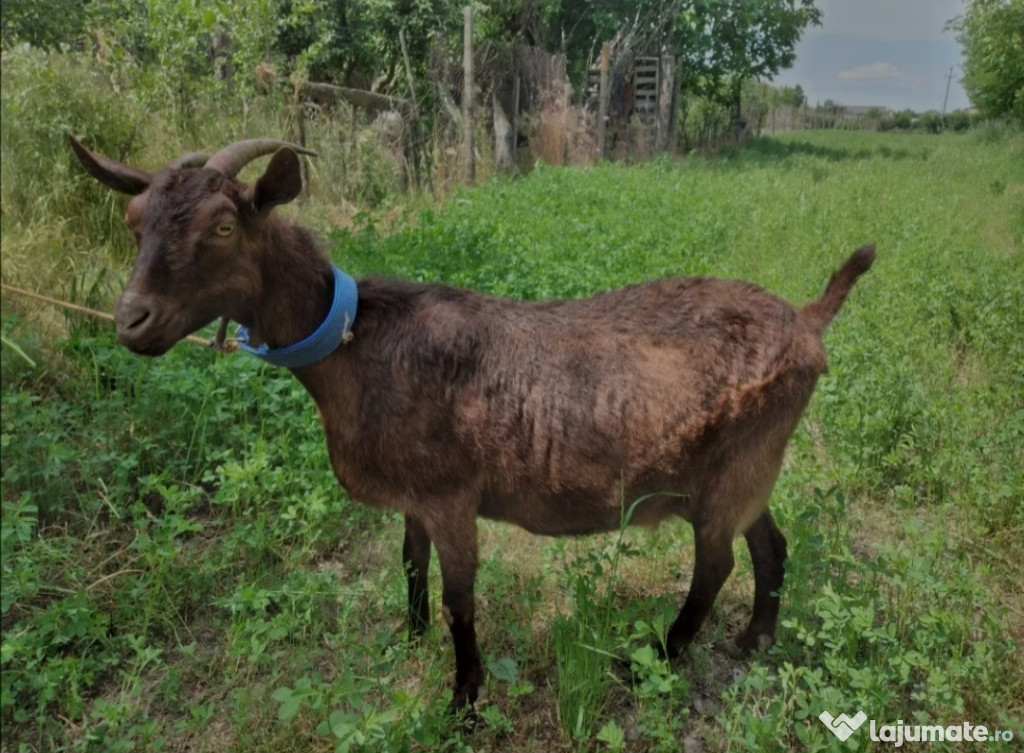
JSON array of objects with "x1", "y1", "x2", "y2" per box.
[{"x1": 1, "y1": 283, "x2": 235, "y2": 351}]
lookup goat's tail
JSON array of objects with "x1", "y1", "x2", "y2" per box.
[{"x1": 800, "y1": 244, "x2": 876, "y2": 334}]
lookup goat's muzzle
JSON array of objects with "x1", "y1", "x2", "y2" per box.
[{"x1": 114, "y1": 291, "x2": 172, "y2": 356}]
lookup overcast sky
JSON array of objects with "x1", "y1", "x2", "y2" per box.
[{"x1": 772, "y1": 0, "x2": 972, "y2": 112}]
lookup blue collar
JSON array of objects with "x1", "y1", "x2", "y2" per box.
[{"x1": 236, "y1": 265, "x2": 357, "y2": 368}]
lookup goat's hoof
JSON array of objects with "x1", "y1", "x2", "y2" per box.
[
  {"x1": 726, "y1": 630, "x2": 774, "y2": 657},
  {"x1": 408, "y1": 623, "x2": 429, "y2": 642},
  {"x1": 446, "y1": 692, "x2": 479, "y2": 731},
  {"x1": 446, "y1": 684, "x2": 481, "y2": 729},
  {"x1": 612, "y1": 651, "x2": 636, "y2": 681}
]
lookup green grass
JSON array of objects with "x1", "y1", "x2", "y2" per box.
[{"x1": 3, "y1": 127, "x2": 1023, "y2": 752}]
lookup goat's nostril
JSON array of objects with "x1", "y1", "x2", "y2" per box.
[
  {"x1": 127, "y1": 309, "x2": 151, "y2": 330},
  {"x1": 115, "y1": 294, "x2": 154, "y2": 335}
]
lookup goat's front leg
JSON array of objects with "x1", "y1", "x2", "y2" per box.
[
  {"x1": 403, "y1": 515, "x2": 431, "y2": 638},
  {"x1": 428, "y1": 516, "x2": 483, "y2": 716}
]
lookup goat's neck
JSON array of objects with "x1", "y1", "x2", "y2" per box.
[{"x1": 248, "y1": 220, "x2": 333, "y2": 350}]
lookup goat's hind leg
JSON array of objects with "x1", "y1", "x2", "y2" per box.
[
  {"x1": 403, "y1": 515, "x2": 432, "y2": 638},
  {"x1": 733, "y1": 510, "x2": 787, "y2": 653},
  {"x1": 665, "y1": 523, "x2": 735, "y2": 657}
]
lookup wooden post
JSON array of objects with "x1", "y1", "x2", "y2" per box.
[
  {"x1": 655, "y1": 53, "x2": 674, "y2": 152},
  {"x1": 350, "y1": 106, "x2": 358, "y2": 194},
  {"x1": 512, "y1": 74, "x2": 520, "y2": 168},
  {"x1": 597, "y1": 42, "x2": 610, "y2": 159},
  {"x1": 462, "y1": 6, "x2": 475, "y2": 185}
]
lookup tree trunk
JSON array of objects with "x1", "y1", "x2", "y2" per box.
[
  {"x1": 437, "y1": 82, "x2": 462, "y2": 142},
  {"x1": 462, "y1": 6, "x2": 475, "y2": 185},
  {"x1": 731, "y1": 83, "x2": 745, "y2": 142},
  {"x1": 492, "y1": 75, "x2": 516, "y2": 173},
  {"x1": 210, "y1": 31, "x2": 233, "y2": 93}
]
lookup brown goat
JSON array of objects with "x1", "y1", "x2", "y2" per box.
[{"x1": 69, "y1": 136, "x2": 875, "y2": 715}]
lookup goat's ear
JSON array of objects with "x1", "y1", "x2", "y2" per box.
[
  {"x1": 250, "y1": 147, "x2": 303, "y2": 213},
  {"x1": 68, "y1": 135, "x2": 151, "y2": 195}
]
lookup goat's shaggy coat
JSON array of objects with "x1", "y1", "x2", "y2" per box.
[{"x1": 70, "y1": 136, "x2": 875, "y2": 715}]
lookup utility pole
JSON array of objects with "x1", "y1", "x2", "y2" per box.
[{"x1": 941, "y1": 66, "x2": 953, "y2": 122}]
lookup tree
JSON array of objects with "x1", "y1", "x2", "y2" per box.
[
  {"x1": 792, "y1": 84, "x2": 805, "y2": 108},
  {"x1": 273, "y1": 0, "x2": 465, "y2": 90},
  {"x1": 775, "y1": 84, "x2": 806, "y2": 108},
  {"x1": 954, "y1": 0, "x2": 1024, "y2": 124},
  {"x1": 1, "y1": 0, "x2": 90, "y2": 48},
  {"x1": 673, "y1": 0, "x2": 821, "y2": 132}
]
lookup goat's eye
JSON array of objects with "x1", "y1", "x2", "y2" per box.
[{"x1": 215, "y1": 223, "x2": 234, "y2": 237}]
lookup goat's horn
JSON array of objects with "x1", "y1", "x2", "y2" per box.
[
  {"x1": 203, "y1": 139, "x2": 318, "y2": 178},
  {"x1": 67, "y1": 134, "x2": 153, "y2": 195},
  {"x1": 168, "y1": 152, "x2": 210, "y2": 170}
]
